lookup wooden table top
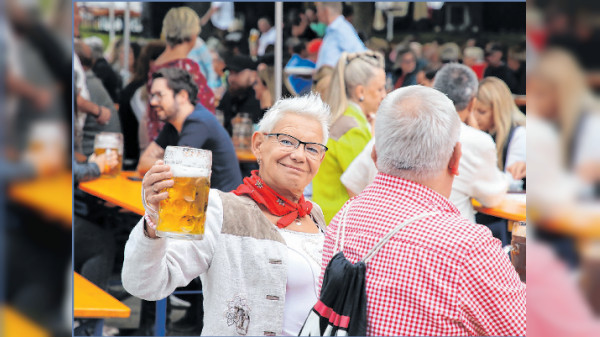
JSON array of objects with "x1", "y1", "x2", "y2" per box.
[
  {"x1": 472, "y1": 193, "x2": 526, "y2": 222},
  {"x1": 532, "y1": 203, "x2": 600, "y2": 238},
  {"x1": 7, "y1": 171, "x2": 72, "y2": 228},
  {"x1": 74, "y1": 272, "x2": 131, "y2": 319},
  {"x1": 78, "y1": 171, "x2": 144, "y2": 216},
  {"x1": 236, "y1": 148, "x2": 257, "y2": 162},
  {"x1": 2, "y1": 306, "x2": 49, "y2": 337}
]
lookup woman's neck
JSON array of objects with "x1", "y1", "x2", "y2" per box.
[
  {"x1": 156, "y1": 44, "x2": 191, "y2": 65},
  {"x1": 259, "y1": 173, "x2": 302, "y2": 203}
]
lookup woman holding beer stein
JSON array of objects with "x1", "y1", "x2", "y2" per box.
[{"x1": 122, "y1": 94, "x2": 330, "y2": 336}]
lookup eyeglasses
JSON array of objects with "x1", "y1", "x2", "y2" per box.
[
  {"x1": 264, "y1": 133, "x2": 328, "y2": 160},
  {"x1": 149, "y1": 91, "x2": 171, "y2": 102}
]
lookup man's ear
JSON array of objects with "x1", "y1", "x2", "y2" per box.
[
  {"x1": 466, "y1": 96, "x2": 476, "y2": 113},
  {"x1": 176, "y1": 89, "x2": 190, "y2": 104},
  {"x1": 448, "y1": 142, "x2": 461, "y2": 176},
  {"x1": 371, "y1": 146, "x2": 378, "y2": 169}
]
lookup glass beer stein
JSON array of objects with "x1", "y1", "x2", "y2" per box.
[
  {"x1": 156, "y1": 146, "x2": 212, "y2": 240},
  {"x1": 93, "y1": 132, "x2": 123, "y2": 178},
  {"x1": 504, "y1": 221, "x2": 526, "y2": 283}
]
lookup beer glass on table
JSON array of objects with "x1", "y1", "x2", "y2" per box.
[
  {"x1": 156, "y1": 146, "x2": 212, "y2": 240},
  {"x1": 93, "y1": 132, "x2": 123, "y2": 178},
  {"x1": 504, "y1": 221, "x2": 526, "y2": 283}
]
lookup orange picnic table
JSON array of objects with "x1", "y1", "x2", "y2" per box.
[
  {"x1": 236, "y1": 148, "x2": 257, "y2": 162},
  {"x1": 2, "y1": 305, "x2": 49, "y2": 337},
  {"x1": 78, "y1": 171, "x2": 144, "y2": 215},
  {"x1": 74, "y1": 272, "x2": 130, "y2": 335},
  {"x1": 7, "y1": 171, "x2": 72, "y2": 228},
  {"x1": 473, "y1": 193, "x2": 526, "y2": 232},
  {"x1": 531, "y1": 203, "x2": 600, "y2": 239},
  {"x1": 472, "y1": 194, "x2": 526, "y2": 222}
]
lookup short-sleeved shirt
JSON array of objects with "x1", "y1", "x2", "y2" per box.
[
  {"x1": 312, "y1": 103, "x2": 372, "y2": 224},
  {"x1": 315, "y1": 15, "x2": 366, "y2": 70},
  {"x1": 155, "y1": 105, "x2": 242, "y2": 192}
]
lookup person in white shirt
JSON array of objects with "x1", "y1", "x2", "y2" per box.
[
  {"x1": 201, "y1": 2, "x2": 234, "y2": 37},
  {"x1": 257, "y1": 17, "x2": 276, "y2": 56},
  {"x1": 474, "y1": 76, "x2": 527, "y2": 188},
  {"x1": 433, "y1": 63, "x2": 509, "y2": 223}
]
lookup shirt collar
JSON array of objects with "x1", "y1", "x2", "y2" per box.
[
  {"x1": 370, "y1": 172, "x2": 460, "y2": 215},
  {"x1": 327, "y1": 15, "x2": 345, "y2": 32}
]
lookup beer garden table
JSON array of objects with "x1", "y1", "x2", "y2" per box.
[
  {"x1": 7, "y1": 171, "x2": 73, "y2": 228},
  {"x1": 2, "y1": 305, "x2": 50, "y2": 337},
  {"x1": 472, "y1": 193, "x2": 526, "y2": 231},
  {"x1": 78, "y1": 171, "x2": 144, "y2": 216},
  {"x1": 236, "y1": 148, "x2": 257, "y2": 162},
  {"x1": 74, "y1": 272, "x2": 131, "y2": 336}
]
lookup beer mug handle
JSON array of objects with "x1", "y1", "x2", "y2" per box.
[{"x1": 503, "y1": 245, "x2": 513, "y2": 255}]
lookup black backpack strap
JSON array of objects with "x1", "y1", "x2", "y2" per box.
[{"x1": 502, "y1": 124, "x2": 518, "y2": 169}]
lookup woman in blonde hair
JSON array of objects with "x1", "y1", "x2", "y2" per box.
[
  {"x1": 527, "y1": 48, "x2": 600, "y2": 180},
  {"x1": 474, "y1": 76, "x2": 527, "y2": 180},
  {"x1": 312, "y1": 50, "x2": 387, "y2": 224},
  {"x1": 145, "y1": 6, "x2": 215, "y2": 143}
]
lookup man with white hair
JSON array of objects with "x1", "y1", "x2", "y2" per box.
[
  {"x1": 433, "y1": 63, "x2": 509, "y2": 223},
  {"x1": 320, "y1": 86, "x2": 525, "y2": 336}
]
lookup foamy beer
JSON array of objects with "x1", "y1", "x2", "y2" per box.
[
  {"x1": 156, "y1": 146, "x2": 212, "y2": 240},
  {"x1": 510, "y1": 222, "x2": 526, "y2": 283},
  {"x1": 93, "y1": 132, "x2": 123, "y2": 178}
]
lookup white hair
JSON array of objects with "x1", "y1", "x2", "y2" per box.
[
  {"x1": 258, "y1": 93, "x2": 330, "y2": 143},
  {"x1": 375, "y1": 85, "x2": 461, "y2": 182}
]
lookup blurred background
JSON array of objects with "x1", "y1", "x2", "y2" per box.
[{"x1": 0, "y1": 0, "x2": 597, "y2": 336}]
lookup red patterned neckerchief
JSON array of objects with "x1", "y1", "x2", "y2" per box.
[{"x1": 233, "y1": 170, "x2": 313, "y2": 228}]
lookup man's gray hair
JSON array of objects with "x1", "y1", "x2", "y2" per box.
[
  {"x1": 432, "y1": 63, "x2": 478, "y2": 112},
  {"x1": 375, "y1": 85, "x2": 461, "y2": 182},
  {"x1": 83, "y1": 36, "x2": 104, "y2": 61},
  {"x1": 258, "y1": 93, "x2": 330, "y2": 144}
]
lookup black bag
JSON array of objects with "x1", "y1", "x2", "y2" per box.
[{"x1": 299, "y1": 202, "x2": 437, "y2": 336}]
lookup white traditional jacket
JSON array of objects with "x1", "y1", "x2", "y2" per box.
[{"x1": 122, "y1": 190, "x2": 326, "y2": 336}]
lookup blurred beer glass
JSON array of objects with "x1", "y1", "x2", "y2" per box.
[
  {"x1": 510, "y1": 221, "x2": 527, "y2": 283},
  {"x1": 580, "y1": 240, "x2": 600, "y2": 315},
  {"x1": 25, "y1": 120, "x2": 68, "y2": 175},
  {"x1": 93, "y1": 132, "x2": 123, "y2": 178},
  {"x1": 156, "y1": 146, "x2": 212, "y2": 240}
]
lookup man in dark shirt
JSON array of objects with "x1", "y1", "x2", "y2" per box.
[
  {"x1": 137, "y1": 67, "x2": 242, "y2": 192},
  {"x1": 218, "y1": 54, "x2": 262, "y2": 135},
  {"x1": 85, "y1": 37, "x2": 123, "y2": 102},
  {"x1": 483, "y1": 44, "x2": 518, "y2": 94}
]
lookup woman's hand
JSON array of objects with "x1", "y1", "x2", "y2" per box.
[
  {"x1": 142, "y1": 160, "x2": 174, "y2": 237},
  {"x1": 507, "y1": 161, "x2": 526, "y2": 180}
]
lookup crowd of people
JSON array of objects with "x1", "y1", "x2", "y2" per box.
[{"x1": 71, "y1": 2, "x2": 532, "y2": 336}]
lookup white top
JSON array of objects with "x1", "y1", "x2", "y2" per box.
[
  {"x1": 573, "y1": 113, "x2": 600, "y2": 168},
  {"x1": 131, "y1": 87, "x2": 150, "y2": 151},
  {"x1": 504, "y1": 125, "x2": 526, "y2": 190},
  {"x1": 450, "y1": 123, "x2": 509, "y2": 222},
  {"x1": 341, "y1": 138, "x2": 377, "y2": 195},
  {"x1": 211, "y1": 2, "x2": 234, "y2": 31},
  {"x1": 258, "y1": 27, "x2": 277, "y2": 56},
  {"x1": 74, "y1": 54, "x2": 90, "y2": 151},
  {"x1": 504, "y1": 126, "x2": 526, "y2": 169},
  {"x1": 277, "y1": 227, "x2": 324, "y2": 336}
]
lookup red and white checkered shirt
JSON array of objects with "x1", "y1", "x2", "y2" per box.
[{"x1": 319, "y1": 173, "x2": 526, "y2": 336}]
